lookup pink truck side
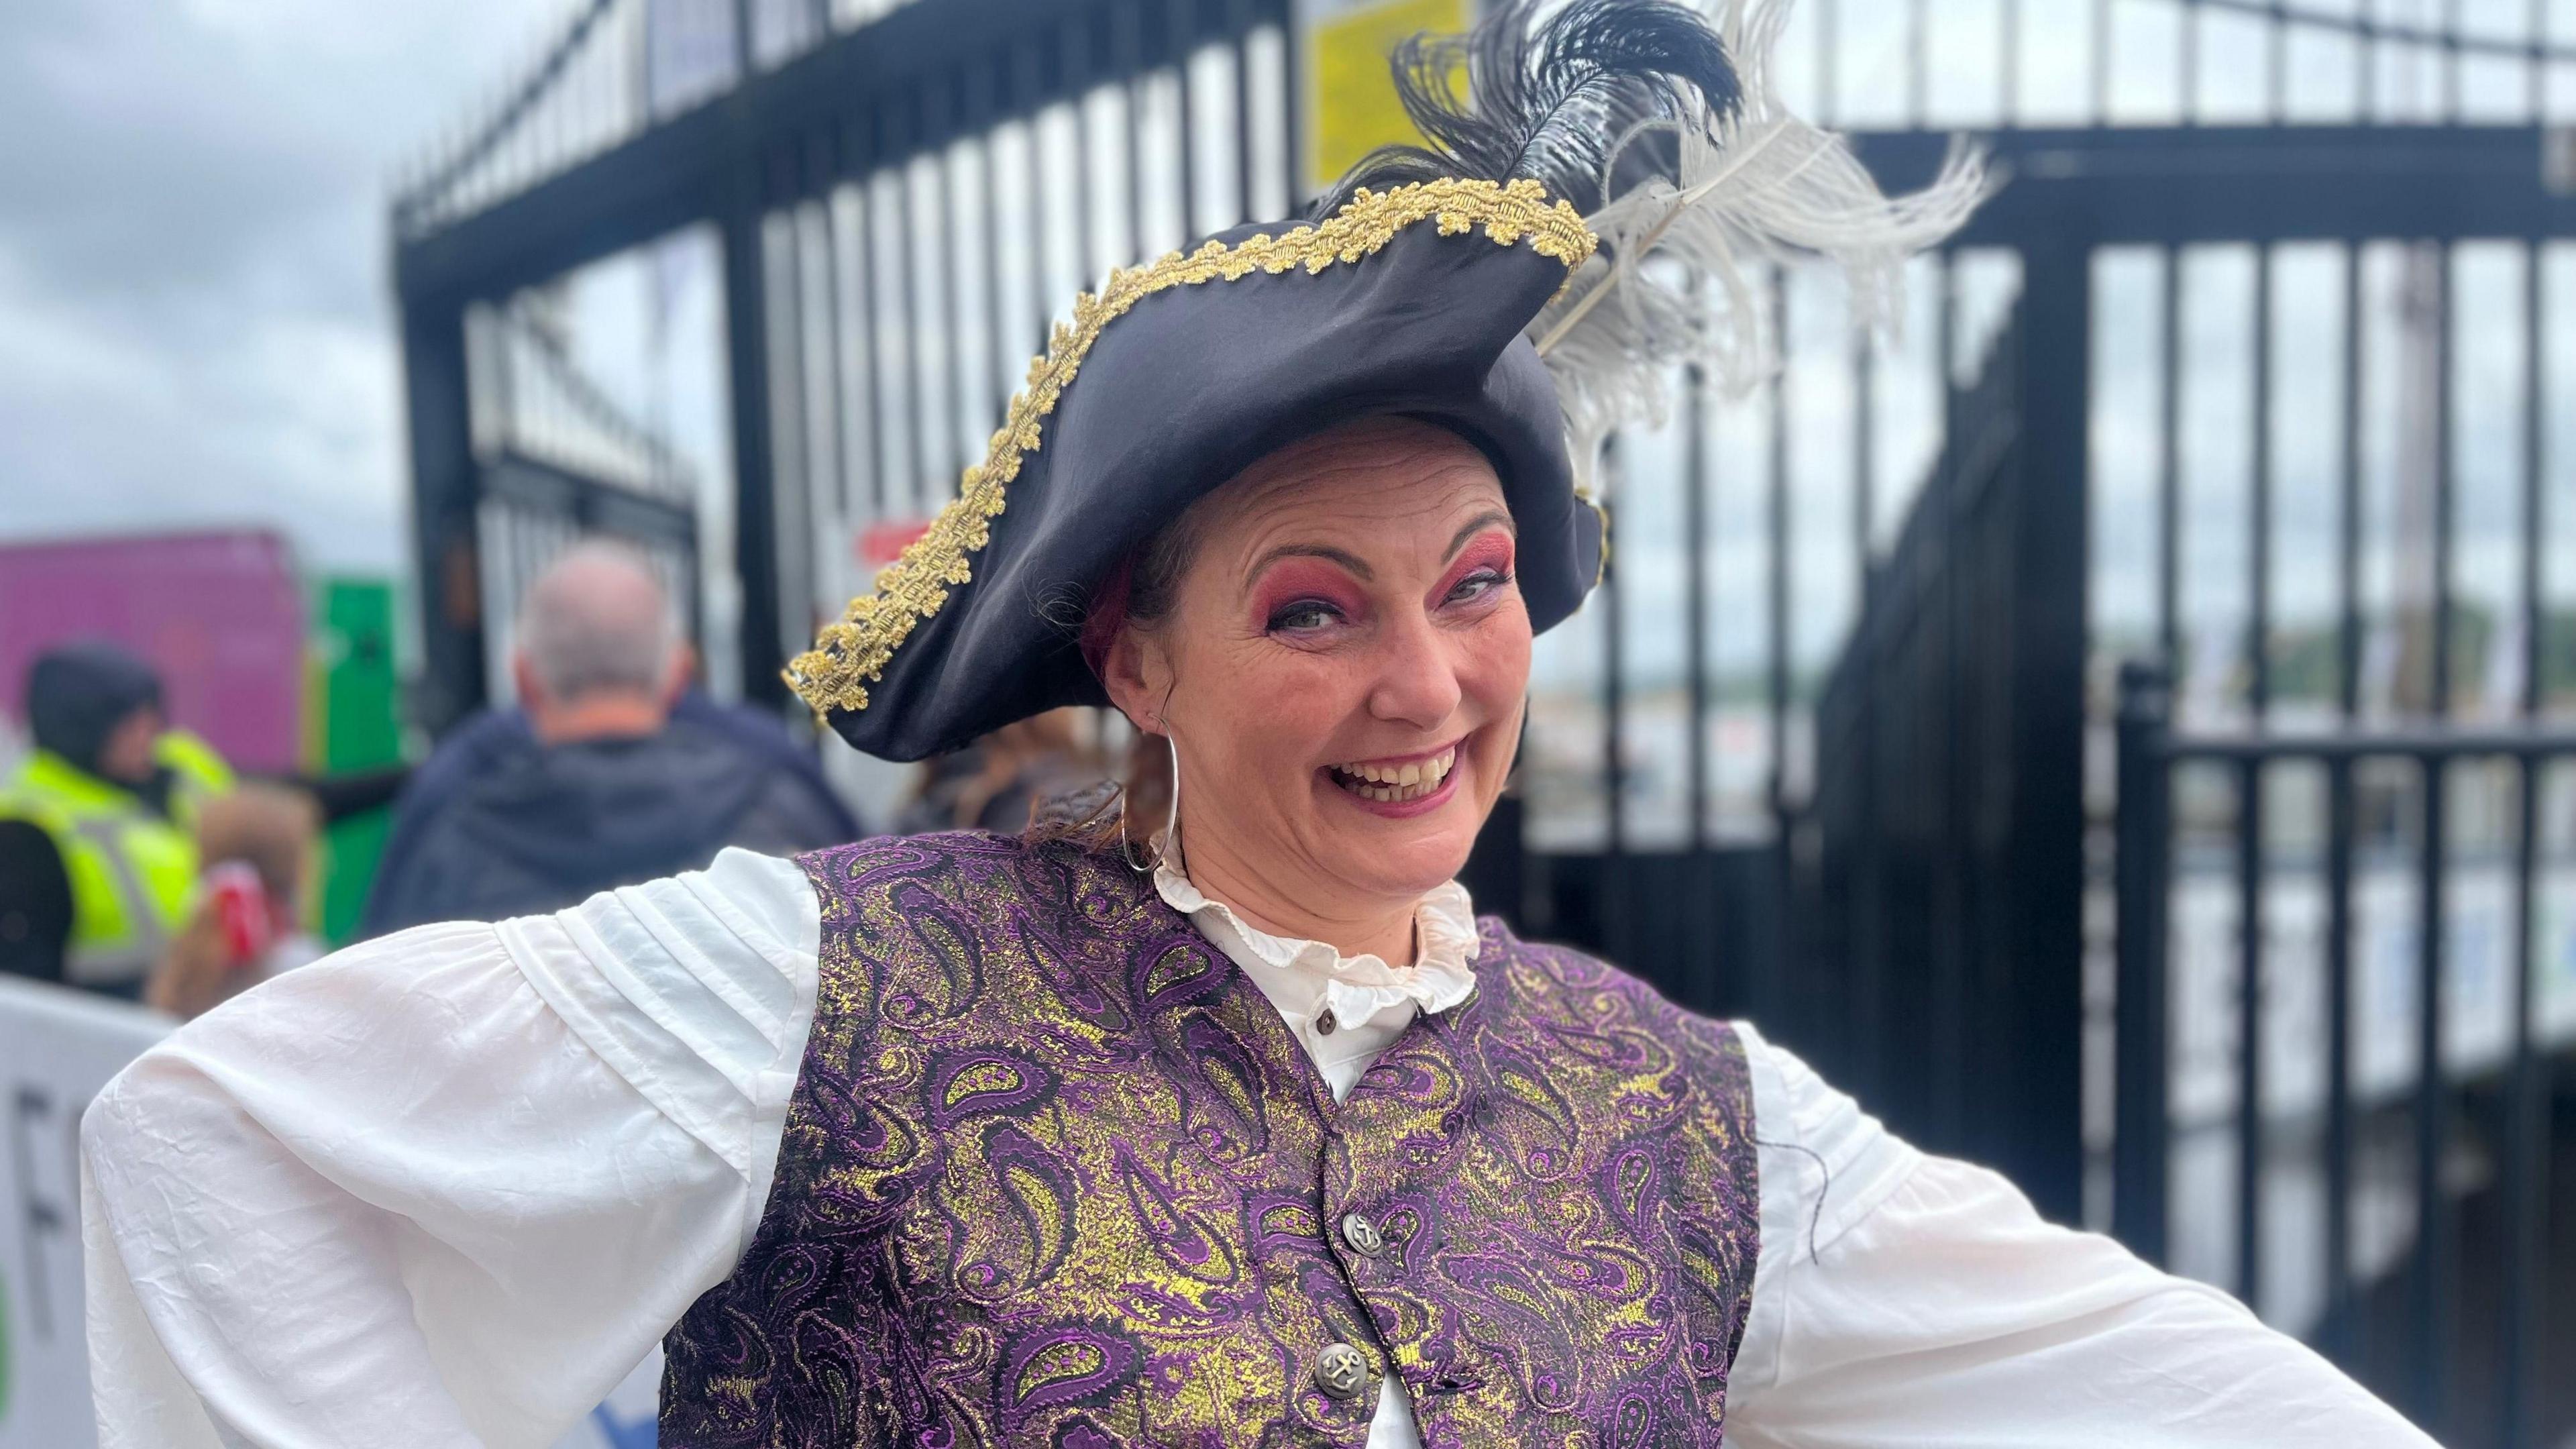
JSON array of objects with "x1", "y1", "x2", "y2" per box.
[{"x1": 0, "y1": 531, "x2": 307, "y2": 774}]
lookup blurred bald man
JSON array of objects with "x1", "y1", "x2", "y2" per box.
[{"x1": 363, "y1": 542, "x2": 854, "y2": 934}]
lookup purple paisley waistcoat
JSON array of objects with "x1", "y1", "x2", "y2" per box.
[{"x1": 661, "y1": 832, "x2": 1759, "y2": 1448}]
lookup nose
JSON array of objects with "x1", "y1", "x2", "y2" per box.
[{"x1": 1364, "y1": 606, "x2": 1463, "y2": 731}]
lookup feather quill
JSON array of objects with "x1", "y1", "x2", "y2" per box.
[
  {"x1": 1318, "y1": 0, "x2": 1990, "y2": 493},
  {"x1": 1534, "y1": 0, "x2": 1992, "y2": 483},
  {"x1": 1316, "y1": 0, "x2": 1740, "y2": 218}
]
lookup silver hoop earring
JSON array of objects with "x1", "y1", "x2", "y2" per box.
[{"x1": 1121, "y1": 727, "x2": 1182, "y2": 875}]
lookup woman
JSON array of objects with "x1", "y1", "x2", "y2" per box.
[{"x1": 83, "y1": 3, "x2": 2428, "y2": 1446}]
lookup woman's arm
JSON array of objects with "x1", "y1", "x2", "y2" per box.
[
  {"x1": 80, "y1": 849, "x2": 821, "y2": 1448},
  {"x1": 1721, "y1": 1023, "x2": 2434, "y2": 1449}
]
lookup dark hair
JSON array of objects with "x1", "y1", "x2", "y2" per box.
[
  {"x1": 1075, "y1": 511, "x2": 1202, "y2": 681},
  {"x1": 1034, "y1": 512, "x2": 1204, "y2": 853}
]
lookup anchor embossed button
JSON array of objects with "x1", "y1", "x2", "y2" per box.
[
  {"x1": 1313, "y1": 1342, "x2": 1368, "y2": 1399},
  {"x1": 1340, "y1": 1212, "x2": 1385, "y2": 1256}
]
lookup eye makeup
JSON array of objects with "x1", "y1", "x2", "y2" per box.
[
  {"x1": 1251, "y1": 559, "x2": 1367, "y2": 635},
  {"x1": 1432, "y1": 531, "x2": 1517, "y2": 604}
]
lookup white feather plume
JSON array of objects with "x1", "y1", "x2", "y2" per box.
[{"x1": 1529, "y1": 0, "x2": 1992, "y2": 490}]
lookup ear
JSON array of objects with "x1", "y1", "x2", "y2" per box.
[
  {"x1": 1097, "y1": 625, "x2": 1171, "y2": 735},
  {"x1": 511, "y1": 653, "x2": 545, "y2": 712},
  {"x1": 663, "y1": 641, "x2": 699, "y2": 705}
]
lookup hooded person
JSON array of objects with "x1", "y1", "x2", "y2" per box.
[
  {"x1": 1, "y1": 641, "x2": 233, "y2": 995},
  {"x1": 79, "y1": 4, "x2": 2426, "y2": 1446}
]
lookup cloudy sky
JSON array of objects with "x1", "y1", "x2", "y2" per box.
[{"x1": 0, "y1": 0, "x2": 536, "y2": 571}]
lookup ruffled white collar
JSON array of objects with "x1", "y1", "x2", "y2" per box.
[{"x1": 1152, "y1": 863, "x2": 1481, "y2": 1032}]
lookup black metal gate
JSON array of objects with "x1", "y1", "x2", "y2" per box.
[{"x1": 393, "y1": 3, "x2": 2576, "y2": 1442}]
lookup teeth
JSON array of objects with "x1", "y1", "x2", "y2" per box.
[{"x1": 1334, "y1": 748, "x2": 1458, "y2": 803}]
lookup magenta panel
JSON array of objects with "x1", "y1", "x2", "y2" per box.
[{"x1": 0, "y1": 531, "x2": 307, "y2": 774}]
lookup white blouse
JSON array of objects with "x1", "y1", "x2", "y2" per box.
[{"x1": 79, "y1": 849, "x2": 2431, "y2": 1449}]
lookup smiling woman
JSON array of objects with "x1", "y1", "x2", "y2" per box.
[{"x1": 76, "y1": 3, "x2": 2435, "y2": 1448}]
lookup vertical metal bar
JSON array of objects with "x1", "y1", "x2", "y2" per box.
[
  {"x1": 1069, "y1": 13, "x2": 1098, "y2": 286},
  {"x1": 1118, "y1": 1, "x2": 1146, "y2": 266},
  {"x1": 1768, "y1": 268, "x2": 1792, "y2": 829},
  {"x1": 1932, "y1": 250, "x2": 1966, "y2": 1140},
  {"x1": 2412, "y1": 749, "x2": 2450, "y2": 1433},
  {"x1": 2342, "y1": 244, "x2": 2366, "y2": 721},
  {"x1": 808, "y1": 190, "x2": 849, "y2": 539},
  {"x1": 1857, "y1": 334, "x2": 1877, "y2": 575},
  {"x1": 1686, "y1": 358, "x2": 1711, "y2": 857},
  {"x1": 1232, "y1": 0, "x2": 1258, "y2": 225},
  {"x1": 400, "y1": 295, "x2": 484, "y2": 732},
  {"x1": 2114, "y1": 661, "x2": 2175, "y2": 1265},
  {"x1": 2407, "y1": 239, "x2": 2457, "y2": 1435},
  {"x1": 1171, "y1": 0, "x2": 1200, "y2": 237},
  {"x1": 1604, "y1": 436, "x2": 1628, "y2": 863},
  {"x1": 1852, "y1": 323, "x2": 1881, "y2": 1095},
  {"x1": 1280, "y1": 0, "x2": 1304, "y2": 206},
  {"x1": 723, "y1": 199, "x2": 791, "y2": 708},
  {"x1": 979, "y1": 58, "x2": 1011, "y2": 434},
  {"x1": 2236, "y1": 244, "x2": 2274, "y2": 1307},
  {"x1": 1020, "y1": 38, "x2": 1052, "y2": 357},
  {"x1": 773, "y1": 204, "x2": 818, "y2": 665},
  {"x1": 859, "y1": 168, "x2": 892, "y2": 519},
  {"x1": 2160, "y1": 246, "x2": 2184, "y2": 661},
  {"x1": 2012, "y1": 243, "x2": 2096, "y2": 1228},
  {"x1": 2322, "y1": 238, "x2": 2364, "y2": 1368},
  {"x1": 936, "y1": 86, "x2": 971, "y2": 494},
  {"x1": 891, "y1": 103, "x2": 925, "y2": 515},
  {"x1": 2434, "y1": 245, "x2": 2457, "y2": 720},
  {"x1": 2502, "y1": 238, "x2": 2546, "y2": 1449}
]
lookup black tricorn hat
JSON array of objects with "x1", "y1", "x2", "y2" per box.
[
  {"x1": 788, "y1": 0, "x2": 1979, "y2": 760},
  {"x1": 790, "y1": 183, "x2": 1604, "y2": 763}
]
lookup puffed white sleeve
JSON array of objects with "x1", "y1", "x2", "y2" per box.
[
  {"x1": 79, "y1": 847, "x2": 823, "y2": 1449},
  {"x1": 1719, "y1": 1021, "x2": 2434, "y2": 1449}
]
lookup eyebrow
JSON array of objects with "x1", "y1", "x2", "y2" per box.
[
  {"x1": 1246, "y1": 543, "x2": 1374, "y2": 585},
  {"x1": 1242, "y1": 511, "x2": 1516, "y2": 588},
  {"x1": 1446, "y1": 511, "x2": 1515, "y2": 559}
]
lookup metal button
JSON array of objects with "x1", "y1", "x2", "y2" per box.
[
  {"x1": 1340, "y1": 1212, "x2": 1385, "y2": 1256},
  {"x1": 1313, "y1": 1342, "x2": 1368, "y2": 1399},
  {"x1": 1313, "y1": 1008, "x2": 1338, "y2": 1036}
]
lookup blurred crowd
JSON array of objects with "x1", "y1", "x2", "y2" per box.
[{"x1": 0, "y1": 540, "x2": 1106, "y2": 1022}]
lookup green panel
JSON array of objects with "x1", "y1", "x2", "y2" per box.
[
  {"x1": 309, "y1": 578, "x2": 406, "y2": 943},
  {"x1": 312, "y1": 579, "x2": 404, "y2": 773}
]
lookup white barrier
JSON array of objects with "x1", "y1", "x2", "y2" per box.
[
  {"x1": 0, "y1": 978, "x2": 171, "y2": 1449},
  {"x1": 0, "y1": 976, "x2": 664, "y2": 1448}
]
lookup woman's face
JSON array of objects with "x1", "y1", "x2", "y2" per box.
[{"x1": 1107, "y1": 417, "x2": 1532, "y2": 914}]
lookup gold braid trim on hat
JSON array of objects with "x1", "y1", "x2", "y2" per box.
[{"x1": 784, "y1": 176, "x2": 1597, "y2": 718}]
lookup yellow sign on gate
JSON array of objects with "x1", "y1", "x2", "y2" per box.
[{"x1": 1301, "y1": 0, "x2": 1472, "y2": 198}]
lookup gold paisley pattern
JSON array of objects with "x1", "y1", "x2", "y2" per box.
[
  {"x1": 661, "y1": 833, "x2": 1760, "y2": 1447},
  {"x1": 783, "y1": 178, "x2": 1598, "y2": 716}
]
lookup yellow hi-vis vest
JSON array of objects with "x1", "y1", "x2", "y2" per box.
[{"x1": 0, "y1": 733, "x2": 234, "y2": 989}]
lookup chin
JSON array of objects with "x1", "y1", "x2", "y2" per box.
[{"x1": 1332, "y1": 804, "x2": 1487, "y2": 900}]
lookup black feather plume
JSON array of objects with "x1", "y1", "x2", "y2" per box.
[{"x1": 1313, "y1": 0, "x2": 1741, "y2": 218}]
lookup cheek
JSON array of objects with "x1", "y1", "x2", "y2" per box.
[
  {"x1": 1191, "y1": 635, "x2": 1366, "y2": 772},
  {"x1": 1459, "y1": 601, "x2": 1534, "y2": 710}
]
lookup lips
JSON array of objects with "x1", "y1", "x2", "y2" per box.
[{"x1": 1328, "y1": 746, "x2": 1458, "y2": 804}]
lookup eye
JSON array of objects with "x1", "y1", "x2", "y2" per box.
[
  {"x1": 1444, "y1": 567, "x2": 1513, "y2": 606},
  {"x1": 1267, "y1": 598, "x2": 1346, "y2": 635}
]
